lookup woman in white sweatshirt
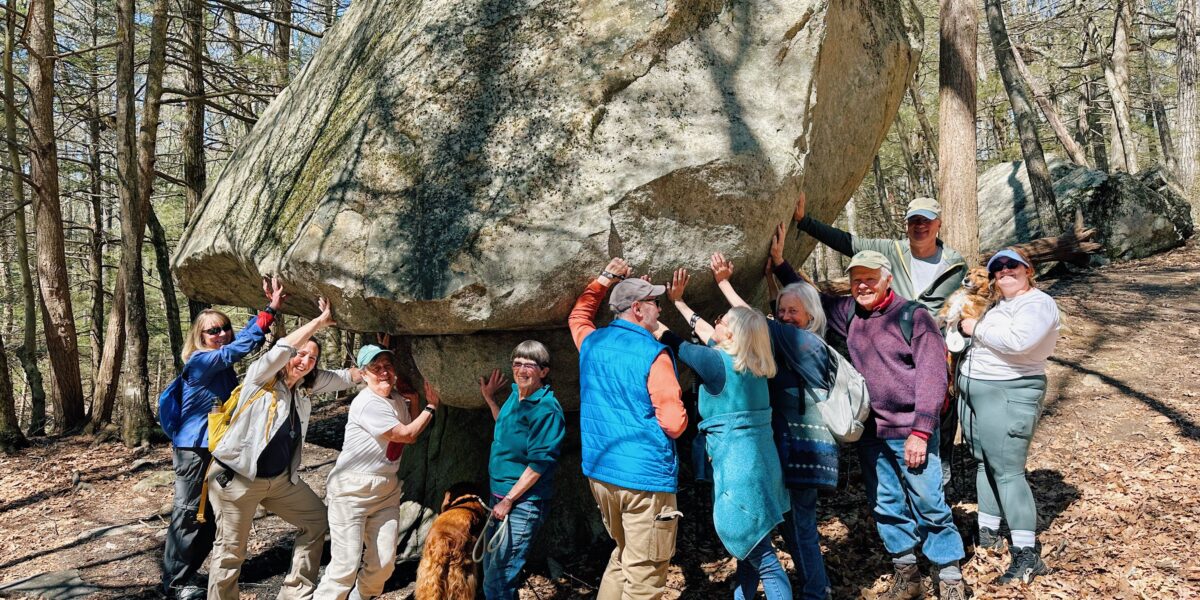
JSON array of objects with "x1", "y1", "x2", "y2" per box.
[{"x1": 958, "y1": 248, "x2": 1060, "y2": 586}]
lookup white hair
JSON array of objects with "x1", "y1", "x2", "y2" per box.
[{"x1": 777, "y1": 282, "x2": 827, "y2": 337}]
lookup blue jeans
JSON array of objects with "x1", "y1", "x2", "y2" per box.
[
  {"x1": 482, "y1": 497, "x2": 546, "y2": 600},
  {"x1": 857, "y1": 432, "x2": 964, "y2": 566},
  {"x1": 780, "y1": 488, "x2": 830, "y2": 600},
  {"x1": 733, "y1": 534, "x2": 792, "y2": 600}
]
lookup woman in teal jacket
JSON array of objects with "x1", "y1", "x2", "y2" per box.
[{"x1": 658, "y1": 268, "x2": 790, "y2": 600}]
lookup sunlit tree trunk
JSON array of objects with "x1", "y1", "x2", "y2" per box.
[
  {"x1": 939, "y1": 0, "x2": 979, "y2": 266},
  {"x1": 28, "y1": 0, "x2": 86, "y2": 432}
]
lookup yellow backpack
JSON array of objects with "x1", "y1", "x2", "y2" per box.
[{"x1": 197, "y1": 380, "x2": 277, "y2": 523}]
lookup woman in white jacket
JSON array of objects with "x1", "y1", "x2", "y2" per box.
[
  {"x1": 959, "y1": 248, "x2": 1060, "y2": 586},
  {"x1": 207, "y1": 297, "x2": 361, "y2": 600}
]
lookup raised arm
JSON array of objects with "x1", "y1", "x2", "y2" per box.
[
  {"x1": 710, "y1": 252, "x2": 750, "y2": 309},
  {"x1": 666, "y1": 269, "x2": 714, "y2": 345},
  {"x1": 380, "y1": 380, "x2": 440, "y2": 444},
  {"x1": 793, "y1": 191, "x2": 856, "y2": 256},
  {"x1": 569, "y1": 258, "x2": 631, "y2": 350},
  {"x1": 479, "y1": 369, "x2": 508, "y2": 420}
]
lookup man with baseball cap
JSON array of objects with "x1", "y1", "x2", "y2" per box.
[
  {"x1": 793, "y1": 193, "x2": 964, "y2": 314},
  {"x1": 314, "y1": 344, "x2": 439, "y2": 600},
  {"x1": 816, "y1": 251, "x2": 967, "y2": 600},
  {"x1": 791, "y1": 193, "x2": 967, "y2": 488},
  {"x1": 569, "y1": 258, "x2": 686, "y2": 600}
]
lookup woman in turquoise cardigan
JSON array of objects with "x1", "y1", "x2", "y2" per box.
[{"x1": 658, "y1": 268, "x2": 791, "y2": 600}]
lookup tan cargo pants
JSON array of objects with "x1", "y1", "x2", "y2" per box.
[
  {"x1": 588, "y1": 478, "x2": 681, "y2": 600},
  {"x1": 206, "y1": 470, "x2": 329, "y2": 600},
  {"x1": 313, "y1": 471, "x2": 402, "y2": 600}
]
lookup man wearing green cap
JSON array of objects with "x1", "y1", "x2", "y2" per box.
[
  {"x1": 817, "y1": 251, "x2": 968, "y2": 600},
  {"x1": 314, "y1": 344, "x2": 439, "y2": 600},
  {"x1": 792, "y1": 193, "x2": 965, "y2": 314}
]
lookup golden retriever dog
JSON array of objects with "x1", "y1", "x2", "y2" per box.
[{"x1": 414, "y1": 482, "x2": 489, "y2": 600}]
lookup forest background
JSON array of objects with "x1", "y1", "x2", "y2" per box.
[{"x1": 0, "y1": 0, "x2": 1195, "y2": 450}]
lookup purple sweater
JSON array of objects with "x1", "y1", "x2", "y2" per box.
[{"x1": 821, "y1": 292, "x2": 947, "y2": 440}]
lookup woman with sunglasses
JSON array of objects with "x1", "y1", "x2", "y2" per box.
[
  {"x1": 207, "y1": 296, "x2": 362, "y2": 599},
  {"x1": 161, "y1": 277, "x2": 284, "y2": 600},
  {"x1": 957, "y1": 247, "x2": 1060, "y2": 585},
  {"x1": 478, "y1": 340, "x2": 566, "y2": 600},
  {"x1": 659, "y1": 268, "x2": 791, "y2": 600}
]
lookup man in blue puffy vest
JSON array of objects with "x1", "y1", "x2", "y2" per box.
[{"x1": 569, "y1": 257, "x2": 687, "y2": 600}]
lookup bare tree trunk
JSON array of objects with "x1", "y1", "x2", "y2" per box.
[
  {"x1": 1145, "y1": 49, "x2": 1175, "y2": 170},
  {"x1": 908, "y1": 82, "x2": 939, "y2": 181},
  {"x1": 1103, "y1": 2, "x2": 1139, "y2": 173},
  {"x1": 183, "y1": 0, "x2": 210, "y2": 322},
  {"x1": 147, "y1": 206, "x2": 182, "y2": 374},
  {"x1": 894, "y1": 115, "x2": 926, "y2": 197},
  {"x1": 1084, "y1": 79, "x2": 1109, "y2": 170},
  {"x1": 87, "y1": 0, "x2": 104, "y2": 387},
  {"x1": 90, "y1": 273, "x2": 125, "y2": 429},
  {"x1": 273, "y1": 0, "x2": 291, "y2": 87},
  {"x1": 323, "y1": 0, "x2": 335, "y2": 27},
  {"x1": 1177, "y1": 0, "x2": 1200, "y2": 218},
  {"x1": 985, "y1": 0, "x2": 1063, "y2": 236},
  {"x1": 0, "y1": 329, "x2": 27, "y2": 453},
  {"x1": 3, "y1": 8, "x2": 47, "y2": 436},
  {"x1": 28, "y1": 0, "x2": 87, "y2": 432},
  {"x1": 939, "y1": 0, "x2": 979, "y2": 267},
  {"x1": 1011, "y1": 41, "x2": 1090, "y2": 166}
]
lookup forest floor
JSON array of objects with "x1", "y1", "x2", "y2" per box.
[{"x1": 1, "y1": 241, "x2": 1198, "y2": 599}]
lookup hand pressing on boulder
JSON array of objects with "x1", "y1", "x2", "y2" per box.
[{"x1": 598, "y1": 258, "x2": 631, "y2": 286}]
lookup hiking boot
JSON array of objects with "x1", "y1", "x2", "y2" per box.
[
  {"x1": 997, "y1": 545, "x2": 1049, "y2": 585},
  {"x1": 173, "y1": 585, "x2": 206, "y2": 600},
  {"x1": 976, "y1": 526, "x2": 1004, "y2": 551},
  {"x1": 938, "y1": 578, "x2": 968, "y2": 599},
  {"x1": 879, "y1": 563, "x2": 924, "y2": 600}
]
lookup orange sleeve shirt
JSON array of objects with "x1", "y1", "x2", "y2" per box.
[{"x1": 569, "y1": 280, "x2": 688, "y2": 439}]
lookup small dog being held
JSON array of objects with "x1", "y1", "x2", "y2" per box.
[
  {"x1": 414, "y1": 481, "x2": 489, "y2": 600},
  {"x1": 939, "y1": 266, "x2": 995, "y2": 353}
]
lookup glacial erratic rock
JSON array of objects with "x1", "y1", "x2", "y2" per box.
[
  {"x1": 978, "y1": 160, "x2": 1194, "y2": 262},
  {"x1": 173, "y1": 0, "x2": 920, "y2": 406}
]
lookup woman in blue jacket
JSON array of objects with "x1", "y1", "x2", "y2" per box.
[
  {"x1": 160, "y1": 277, "x2": 283, "y2": 600},
  {"x1": 659, "y1": 268, "x2": 791, "y2": 600}
]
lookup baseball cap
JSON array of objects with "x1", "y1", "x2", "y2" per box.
[
  {"x1": 845, "y1": 250, "x2": 893, "y2": 273},
  {"x1": 356, "y1": 344, "x2": 394, "y2": 369},
  {"x1": 609, "y1": 279, "x2": 667, "y2": 312},
  {"x1": 905, "y1": 197, "x2": 941, "y2": 220},
  {"x1": 986, "y1": 249, "x2": 1031, "y2": 272}
]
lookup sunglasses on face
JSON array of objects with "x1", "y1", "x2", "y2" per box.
[
  {"x1": 202, "y1": 324, "x2": 233, "y2": 336},
  {"x1": 989, "y1": 260, "x2": 1025, "y2": 273}
]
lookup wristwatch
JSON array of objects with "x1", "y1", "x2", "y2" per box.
[
  {"x1": 600, "y1": 270, "x2": 626, "y2": 281},
  {"x1": 688, "y1": 313, "x2": 701, "y2": 328}
]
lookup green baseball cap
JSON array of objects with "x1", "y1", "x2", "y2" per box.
[
  {"x1": 356, "y1": 344, "x2": 394, "y2": 368},
  {"x1": 845, "y1": 250, "x2": 893, "y2": 273},
  {"x1": 905, "y1": 197, "x2": 941, "y2": 220}
]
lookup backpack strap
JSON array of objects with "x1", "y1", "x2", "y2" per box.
[{"x1": 848, "y1": 298, "x2": 924, "y2": 346}]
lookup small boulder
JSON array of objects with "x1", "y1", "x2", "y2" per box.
[{"x1": 132, "y1": 470, "x2": 175, "y2": 492}]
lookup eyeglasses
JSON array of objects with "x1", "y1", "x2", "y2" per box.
[
  {"x1": 713, "y1": 312, "x2": 727, "y2": 326},
  {"x1": 639, "y1": 296, "x2": 660, "y2": 308},
  {"x1": 511, "y1": 361, "x2": 543, "y2": 372},
  {"x1": 989, "y1": 260, "x2": 1025, "y2": 273},
  {"x1": 366, "y1": 362, "x2": 395, "y2": 375},
  {"x1": 202, "y1": 324, "x2": 233, "y2": 336}
]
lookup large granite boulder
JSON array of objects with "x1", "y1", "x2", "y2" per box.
[
  {"x1": 978, "y1": 160, "x2": 1194, "y2": 262},
  {"x1": 173, "y1": 0, "x2": 921, "y2": 406}
]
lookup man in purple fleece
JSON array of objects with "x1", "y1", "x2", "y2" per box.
[{"x1": 821, "y1": 251, "x2": 967, "y2": 600}]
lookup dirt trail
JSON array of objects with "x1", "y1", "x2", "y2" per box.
[{"x1": 1, "y1": 242, "x2": 1198, "y2": 599}]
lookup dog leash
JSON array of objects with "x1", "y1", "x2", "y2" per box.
[{"x1": 471, "y1": 502, "x2": 510, "y2": 563}]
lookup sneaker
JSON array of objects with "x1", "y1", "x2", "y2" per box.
[
  {"x1": 997, "y1": 545, "x2": 1049, "y2": 585},
  {"x1": 938, "y1": 578, "x2": 968, "y2": 599},
  {"x1": 977, "y1": 526, "x2": 1005, "y2": 551},
  {"x1": 174, "y1": 585, "x2": 206, "y2": 600},
  {"x1": 879, "y1": 563, "x2": 924, "y2": 600}
]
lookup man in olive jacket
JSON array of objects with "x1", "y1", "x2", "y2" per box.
[
  {"x1": 793, "y1": 193, "x2": 965, "y2": 314},
  {"x1": 792, "y1": 192, "x2": 965, "y2": 486}
]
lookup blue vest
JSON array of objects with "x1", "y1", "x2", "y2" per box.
[{"x1": 579, "y1": 320, "x2": 678, "y2": 493}]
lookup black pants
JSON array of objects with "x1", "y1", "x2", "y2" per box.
[
  {"x1": 162, "y1": 447, "x2": 216, "y2": 595},
  {"x1": 939, "y1": 398, "x2": 958, "y2": 487}
]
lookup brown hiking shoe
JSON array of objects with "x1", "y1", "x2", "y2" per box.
[
  {"x1": 938, "y1": 578, "x2": 968, "y2": 599},
  {"x1": 878, "y1": 563, "x2": 924, "y2": 600}
]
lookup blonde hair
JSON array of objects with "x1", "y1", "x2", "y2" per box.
[
  {"x1": 182, "y1": 309, "x2": 232, "y2": 363},
  {"x1": 717, "y1": 306, "x2": 776, "y2": 378}
]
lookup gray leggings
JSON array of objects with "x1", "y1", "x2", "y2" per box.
[{"x1": 957, "y1": 375, "x2": 1046, "y2": 532}]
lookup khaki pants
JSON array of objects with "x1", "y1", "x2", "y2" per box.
[
  {"x1": 207, "y1": 470, "x2": 329, "y2": 600},
  {"x1": 313, "y1": 471, "x2": 402, "y2": 600},
  {"x1": 588, "y1": 478, "x2": 680, "y2": 600}
]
